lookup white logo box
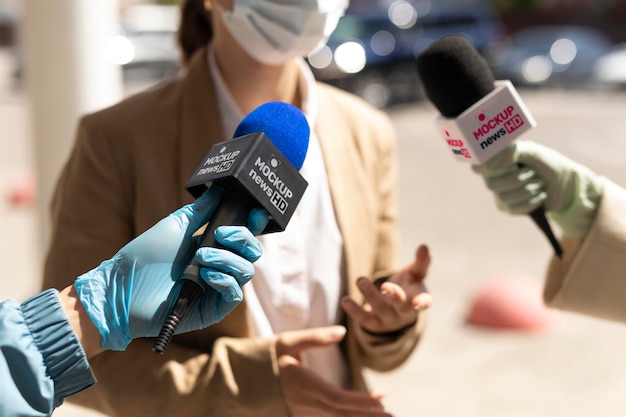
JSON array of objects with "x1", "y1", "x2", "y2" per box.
[{"x1": 434, "y1": 80, "x2": 537, "y2": 164}]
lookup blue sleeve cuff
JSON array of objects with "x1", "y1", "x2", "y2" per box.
[{"x1": 21, "y1": 289, "x2": 96, "y2": 406}]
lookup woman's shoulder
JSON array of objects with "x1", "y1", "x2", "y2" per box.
[
  {"x1": 317, "y1": 82, "x2": 382, "y2": 112},
  {"x1": 316, "y1": 81, "x2": 394, "y2": 134},
  {"x1": 69, "y1": 77, "x2": 190, "y2": 153},
  {"x1": 81, "y1": 76, "x2": 185, "y2": 131}
]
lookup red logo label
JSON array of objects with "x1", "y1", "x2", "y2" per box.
[{"x1": 504, "y1": 114, "x2": 524, "y2": 134}]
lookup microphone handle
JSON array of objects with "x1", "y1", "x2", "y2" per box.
[
  {"x1": 528, "y1": 205, "x2": 562, "y2": 259},
  {"x1": 153, "y1": 189, "x2": 255, "y2": 354},
  {"x1": 513, "y1": 162, "x2": 562, "y2": 259}
]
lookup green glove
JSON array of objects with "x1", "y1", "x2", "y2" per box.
[{"x1": 472, "y1": 141, "x2": 604, "y2": 238}]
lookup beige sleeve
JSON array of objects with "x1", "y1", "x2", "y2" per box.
[
  {"x1": 352, "y1": 309, "x2": 427, "y2": 372},
  {"x1": 70, "y1": 337, "x2": 287, "y2": 417},
  {"x1": 544, "y1": 178, "x2": 626, "y2": 323},
  {"x1": 353, "y1": 110, "x2": 425, "y2": 372}
]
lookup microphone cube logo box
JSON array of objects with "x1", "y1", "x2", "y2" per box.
[
  {"x1": 185, "y1": 133, "x2": 308, "y2": 233},
  {"x1": 435, "y1": 81, "x2": 537, "y2": 164}
]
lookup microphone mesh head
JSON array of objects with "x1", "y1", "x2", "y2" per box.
[
  {"x1": 234, "y1": 101, "x2": 310, "y2": 170},
  {"x1": 416, "y1": 35, "x2": 495, "y2": 118}
]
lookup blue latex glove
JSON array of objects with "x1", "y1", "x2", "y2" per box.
[
  {"x1": 74, "y1": 186, "x2": 268, "y2": 351},
  {"x1": 472, "y1": 141, "x2": 603, "y2": 238}
]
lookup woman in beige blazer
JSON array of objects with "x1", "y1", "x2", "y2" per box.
[{"x1": 42, "y1": 1, "x2": 432, "y2": 416}]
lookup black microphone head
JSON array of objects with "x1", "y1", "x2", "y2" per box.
[{"x1": 416, "y1": 35, "x2": 495, "y2": 118}]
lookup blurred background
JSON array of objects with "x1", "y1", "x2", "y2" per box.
[
  {"x1": 3, "y1": 0, "x2": 626, "y2": 101},
  {"x1": 1, "y1": 0, "x2": 626, "y2": 416},
  {"x1": 4, "y1": 0, "x2": 626, "y2": 106}
]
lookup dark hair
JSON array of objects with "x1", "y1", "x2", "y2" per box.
[{"x1": 177, "y1": 0, "x2": 213, "y2": 66}]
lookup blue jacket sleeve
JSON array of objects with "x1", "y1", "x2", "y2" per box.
[{"x1": 0, "y1": 289, "x2": 96, "y2": 417}]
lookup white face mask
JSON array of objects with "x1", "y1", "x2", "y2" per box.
[{"x1": 220, "y1": 0, "x2": 349, "y2": 66}]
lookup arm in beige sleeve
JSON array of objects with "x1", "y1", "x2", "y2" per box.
[
  {"x1": 355, "y1": 113, "x2": 425, "y2": 372},
  {"x1": 544, "y1": 178, "x2": 626, "y2": 323},
  {"x1": 82, "y1": 336, "x2": 286, "y2": 417},
  {"x1": 353, "y1": 309, "x2": 427, "y2": 371}
]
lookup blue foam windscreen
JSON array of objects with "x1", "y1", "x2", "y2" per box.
[{"x1": 234, "y1": 101, "x2": 310, "y2": 170}]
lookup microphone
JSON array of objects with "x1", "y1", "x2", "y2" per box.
[
  {"x1": 152, "y1": 101, "x2": 310, "y2": 354},
  {"x1": 416, "y1": 35, "x2": 562, "y2": 258}
]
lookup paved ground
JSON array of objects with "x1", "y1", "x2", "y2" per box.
[{"x1": 1, "y1": 47, "x2": 626, "y2": 416}]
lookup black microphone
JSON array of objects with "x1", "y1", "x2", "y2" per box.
[
  {"x1": 416, "y1": 35, "x2": 562, "y2": 258},
  {"x1": 152, "y1": 101, "x2": 310, "y2": 354}
]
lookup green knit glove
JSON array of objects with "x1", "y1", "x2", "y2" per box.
[{"x1": 472, "y1": 141, "x2": 604, "y2": 238}]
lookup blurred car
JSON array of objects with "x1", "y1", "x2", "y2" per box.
[
  {"x1": 106, "y1": 5, "x2": 181, "y2": 81},
  {"x1": 307, "y1": 0, "x2": 506, "y2": 108},
  {"x1": 485, "y1": 25, "x2": 614, "y2": 88},
  {"x1": 593, "y1": 42, "x2": 626, "y2": 89}
]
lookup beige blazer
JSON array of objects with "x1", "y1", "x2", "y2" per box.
[
  {"x1": 42, "y1": 48, "x2": 425, "y2": 417},
  {"x1": 545, "y1": 178, "x2": 626, "y2": 323}
]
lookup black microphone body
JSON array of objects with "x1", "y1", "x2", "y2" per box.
[
  {"x1": 152, "y1": 131, "x2": 309, "y2": 354},
  {"x1": 416, "y1": 35, "x2": 562, "y2": 258}
]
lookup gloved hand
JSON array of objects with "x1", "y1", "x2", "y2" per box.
[
  {"x1": 74, "y1": 186, "x2": 269, "y2": 351},
  {"x1": 472, "y1": 141, "x2": 603, "y2": 238}
]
